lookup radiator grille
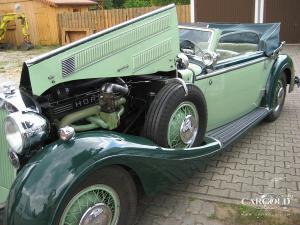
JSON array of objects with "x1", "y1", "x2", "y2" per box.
[
  {"x1": 61, "y1": 14, "x2": 171, "y2": 76},
  {"x1": 0, "y1": 109, "x2": 16, "y2": 204}
]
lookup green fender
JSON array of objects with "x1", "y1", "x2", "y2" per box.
[
  {"x1": 5, "y1": 131, "x2": 220, "y2": 225},
  {"x1": 263, "y1": 54, "x2": 295, "y2": 107}
]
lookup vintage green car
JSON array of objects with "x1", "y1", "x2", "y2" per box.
[{"x1": 0, "y1": 4, "x2": 299, "y2": 225}]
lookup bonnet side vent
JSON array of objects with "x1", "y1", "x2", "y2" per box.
[{"x1": 62, "y1": 57, "x2": 76, "y2": 77}]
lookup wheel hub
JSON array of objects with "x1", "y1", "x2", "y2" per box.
[
  {"x1": 274, "y1": 81, "x2": 284, "y2": 112},
  {"x1": 79, "y1": 203, "x2": 112, "y2": 225},
  {"x1": 180, "y1": 115, "x2": 197, "y2": 144}
]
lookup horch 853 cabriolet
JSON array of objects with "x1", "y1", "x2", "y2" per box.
[{"x1": 0, "y1": 4, "x2": 299, "y2": 225}]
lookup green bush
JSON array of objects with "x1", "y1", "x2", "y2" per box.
[
  {"x1": 151, "y1": 0, "x2": 190, "y2": 5},
  {"x1": 103, "y1": 0, "x2": 114, "y2": 9},
  {"x1": 113, "y1": 0, "x2": 125, "y2": 7},
  {"x1": 123, "y1": 0, "x2": 151, "y2": 7}
]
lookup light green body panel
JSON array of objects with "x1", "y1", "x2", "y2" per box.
[
  {"x1": 0, "y1": 109, "x2": 16, "y2": 204},
  {"x1": 26, "y1": 5, "x2": 180, "y2": 96},
  {"x1": 196, "y1": 58, "x2": 275, "y2": 131}
]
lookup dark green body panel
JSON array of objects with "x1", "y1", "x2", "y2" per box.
[
  {"x1": 263, "y1": 54, "x2": 295, "y2": 107},
  {"x1": 5, "y1": 131, "x2": 220, "y2": 225}
]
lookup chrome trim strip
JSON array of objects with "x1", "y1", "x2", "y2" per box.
[
  {"x1": 207, "y1": 136, "x2": 223, "y2": 149},
  {"x1": 196, "y1": 57, "x2": 267, "y2": 80}
]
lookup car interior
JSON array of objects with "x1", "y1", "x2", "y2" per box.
[{"x1": 216, "y1": 31, "x2": 260, "y2": 60}]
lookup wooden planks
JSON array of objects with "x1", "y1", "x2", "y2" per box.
[{"x1": 58, "y1": 5, "x2": 191, "y2": 44}]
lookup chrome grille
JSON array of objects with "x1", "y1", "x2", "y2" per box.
[{"x1": 0, "y1": 109, "x2": 16, "y2": 204}]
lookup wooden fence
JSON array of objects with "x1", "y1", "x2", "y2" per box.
[{"x1": 58, "y1": 5, "x2": 190, "y2": 44}]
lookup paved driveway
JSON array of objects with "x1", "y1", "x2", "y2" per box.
[{"x1": 135, "y1": 45, "x2": 300, "y2": 225}]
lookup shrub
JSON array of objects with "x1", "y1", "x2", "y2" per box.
[
  {"x1": 123, "y1": 0, "x2": 151, "y2": 8},
  {"x1": 151, "y1": 0, "x2": 190, "y2": 5},
  {"x1": 103, "y1": 0, "x2": 114, "y2": 9}
]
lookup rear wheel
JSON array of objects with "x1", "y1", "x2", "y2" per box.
[
  {"x1": 57, "y1": 166, "x2": 137, "y2": 225},
  {"x1": 143, "y1": 82, "x2": 207, "y2": 149},
  {"x1": 265, "y1": 73, "x2": 287, "y2": 122}
]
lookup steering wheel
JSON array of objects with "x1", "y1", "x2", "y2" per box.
[{"x1": 180, "y1": 39, "x2": 204, "y2": 56}]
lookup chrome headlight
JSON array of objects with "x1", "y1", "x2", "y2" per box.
[
  {"x1": 5, "y1": 112, "x2": 49, "y2": 154},
  {"x1": 202, "y1": 51, "x2": 218, "y2": 66}
]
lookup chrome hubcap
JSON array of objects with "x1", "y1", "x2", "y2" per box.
[
  {"x1": 167, "y1": 102, "x2": 199, "y2": 149},
  {"x1": 180, "y1": 115, "x2": 198, "y2": 144},
  {"x1": 274, "y1": 81, "x2": 284, "y2": 112},
  {"x1": 79, "y1": 203, "x2": 112, "y2": 225}
]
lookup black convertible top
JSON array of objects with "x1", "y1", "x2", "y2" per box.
[{"x1": 182, "y1": 23, "x2": 281, "y2": 56}]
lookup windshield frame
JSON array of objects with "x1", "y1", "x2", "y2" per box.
[{"x1": 178, "y1": 26, "x2": 216, "y2": 52}]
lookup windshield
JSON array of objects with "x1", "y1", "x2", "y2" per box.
[{"x1": 179, "y1": 28, "x2": 212, "y2": 55}]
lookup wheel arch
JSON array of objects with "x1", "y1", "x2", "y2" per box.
[
  {"x1": 263, "y1": 54, "x2": 295, "y2": 107},
  {"x1": 4, "y1": 132, "x2": 175, "y2": 225}
]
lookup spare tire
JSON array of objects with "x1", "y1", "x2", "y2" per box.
[{"x1": 143, "y1": 82, "x2": 207, "y2": 149}]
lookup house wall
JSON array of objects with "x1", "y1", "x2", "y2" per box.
[{"x1": 0, "y1": 0, "x2": 91, "y2": 46}]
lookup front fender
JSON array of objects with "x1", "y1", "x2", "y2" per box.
[
  {"x1": 5, "y1": 131, "x2": 220, "y2": 225},
  {"x1": 265, "y1": 54, "x2": 295, "y2": 107}
]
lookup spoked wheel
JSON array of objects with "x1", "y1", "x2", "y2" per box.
[
  {"x1": 60, "y1": 185, "x2": 120, "y2": 225},
  {"x1": 143, "y1": 82, "x2": 207, "y2": 149},
  {"x1": 265, "y1": 73, "x2": 287, "y2": 122},
  {"x1": 57, "y1": 166, "x2": 137, "y2": 225},
  {"x1": 167, "y1": 102, "x2": 199, "y2": 148}
]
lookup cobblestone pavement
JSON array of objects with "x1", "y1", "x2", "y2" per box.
[
  {"x1": 135, "y1": 45, "x2": 300, "y2": 225},
  {"x1": 0, "y1": 46, "x2": 299, "y2": 225}
]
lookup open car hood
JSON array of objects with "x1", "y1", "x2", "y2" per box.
[{"x1": 22, "y1": 4, "x2": 180, "y2": 96}]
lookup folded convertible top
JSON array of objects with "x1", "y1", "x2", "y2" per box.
[{"x1": 183, "y1": 23, "x2": 281, "y2": 56}]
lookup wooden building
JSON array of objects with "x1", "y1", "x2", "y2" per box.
[
  {"x1": 190, "y1": 0, "x2": 300, "y2": 44},
  {"x1": 0, "y1": 0, "x2": 96, "y2": 46}
]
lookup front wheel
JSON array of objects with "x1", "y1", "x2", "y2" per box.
[
  {"x1": 143, "y1": 82, "x2": 207, "y2": 149},
  {"x1": 56, "y1": 166, "x2": 137, "y2": 225},
  {"x1": 265, "y1": 73, "x2": 287, "y2": 122}
]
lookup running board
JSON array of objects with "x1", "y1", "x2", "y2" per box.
[{"x1": 207, "y1": 107, "x2": 270, "y2": 148}]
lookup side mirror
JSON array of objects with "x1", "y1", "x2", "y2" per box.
[{"x1": 176, "y1": 53, "x2": 189, "y2": 70}]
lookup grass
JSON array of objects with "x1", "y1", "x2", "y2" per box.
[{"x1": 208, "y1": 203, "x2": 300, "y2": 225}]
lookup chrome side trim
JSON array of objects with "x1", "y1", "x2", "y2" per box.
[
  {"x1": 196, "y1": 57, "x2": 267, "y2": 80},
  {"x1": 207, "y1": 136, "x2": 223, "y2": 149}
]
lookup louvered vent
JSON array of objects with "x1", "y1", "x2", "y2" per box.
[
  {"x1": 133, "y1": 39, "x2": 172, "y2": 71},
  {"x1": 60, "y1": 14, "x2": 171, "y2": 76},
  {"x1": 61, "y1": 57, "x2": 76, "y2": 77}
]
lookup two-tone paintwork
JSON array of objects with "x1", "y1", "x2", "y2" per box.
[{"x1": 1, "y1": 4, "x2": 297, "y2": 225}]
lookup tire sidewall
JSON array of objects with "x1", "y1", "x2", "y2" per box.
[
  {"x1": 55, "y1": 166, "x2": 137, "y2": 225},
  {"x1": 266, "y1": 73, "x2": 287, "y2": 121},
  {"x1": 144, "y1": 82, "x2": 207, "y2": 148}
]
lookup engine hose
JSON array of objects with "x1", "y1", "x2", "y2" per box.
[
  {"x1": 118, "y1": 105, "x2": 125, "y2": 118},
  {"x1": 59, "y1": 98, "x2": 126, "y2": 132},
  {"x1": 59, "y1": 105, "x2": 101, "y2": 128},
  {"x1": 86, "y1": 116, "x2": 108, "y2": 129}
]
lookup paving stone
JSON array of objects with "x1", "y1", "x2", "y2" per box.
[
  {"x1": 207, "y1": 187, "x2": 230, "y2": 198},
  {"x1": 242, "y1": 183, "x2": 263, "y2": 193},
  {"x1": 220, "y1": 181, "x2": 242, "y2": 192},
  {"x1": 224, "y1": 168, "x2": 244, "y2": 176},
  {"x1": 229, "y1": 190, "x2": 251, "y2": 200},
  {"x1": 244, "y1": 170, "x2": 264, "y2": 179},
  {"x1": 212, "y1": 173, "x2": 233, "y2": 182},
  {"x1": 232, "y1": 175, "x2": 253, "y2": 185},
  {"x1": 255, "y1": 165, "x2": 275, "y2": 173},
  {"x1": 236, "y1": 163, "x2": 255, "y2": 171}
]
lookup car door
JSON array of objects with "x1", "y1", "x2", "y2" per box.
[{"x1": 200, "y1": 54, "x2": 275, "y2": 131}]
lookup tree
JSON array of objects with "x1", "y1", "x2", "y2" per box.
[{"x1": 151, "y1": 0, "x2": 190, "y2": 5}]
